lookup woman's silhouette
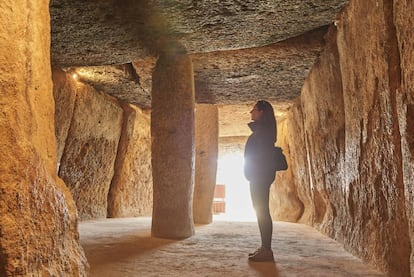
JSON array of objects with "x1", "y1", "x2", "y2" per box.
[{"x1": 244, "y1": 100, "x2": 277, "y2": 262}]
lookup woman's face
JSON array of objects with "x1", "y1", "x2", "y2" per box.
[{"x1": 250, "y1": 104, "x2": 263, "y2": 121}]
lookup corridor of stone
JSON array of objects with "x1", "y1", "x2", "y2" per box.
[
  {"x1": 80, "y1": 217, "x2": 384, "y2": 277},
  {"x1": 1, "y1": 0, "x2": 413, "y2": 276}
]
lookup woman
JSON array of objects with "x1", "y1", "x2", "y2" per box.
[{"x1": 244, "y1": 100, "x2": 277, "y2": 262}]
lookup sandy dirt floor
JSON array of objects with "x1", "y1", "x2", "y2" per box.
[{"x1": 79, "y1": 217, "x2": 385, "y2": 277}]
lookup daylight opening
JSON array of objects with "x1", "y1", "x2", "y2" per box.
[{"x1": 215, "y1": 151, "x2": 256, "y2": 221}]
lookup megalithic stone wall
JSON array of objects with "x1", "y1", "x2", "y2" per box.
[
  {"x1": 279, "y1": 0, "x2": 413, "y2": 275},
  {"x1": 57, "y1": 80, "x2": 123, "y2": 220},
  {"x1": 53, "y1": 69, "x2": 153, "y2": 220},
  {"x1": 0, "y1": 1, "x2": 88, "y2": 276}
]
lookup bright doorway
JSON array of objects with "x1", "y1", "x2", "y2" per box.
[{"x1": 215, "y1": 151, "x2": 256, "y2": 221}]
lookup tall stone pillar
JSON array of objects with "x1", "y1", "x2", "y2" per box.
[
  {"x1": 193, "y1": 104, "x2": 219, "y2": 224},
  {"x1": 151, "y1": 50, "x2": 195, "y2": 239}
]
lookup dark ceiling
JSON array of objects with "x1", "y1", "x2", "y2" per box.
[{"x1": 50, "y1": 0, "x2": 348, "y2": 111}]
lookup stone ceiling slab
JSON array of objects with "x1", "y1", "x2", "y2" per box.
[
  {"x1": 50, "y1": 0, "x2": 347, "y2": 66},
  {"x1": 192, "y1": 27, "x2": 327, "y2": 104},
  {"x1": 70, "y1": 27, "x2": 327, "y2": 108},
  {"x1": 50, "y1": 0, "x2": 349, "y2": 135}
]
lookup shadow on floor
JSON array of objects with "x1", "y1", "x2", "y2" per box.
[
  {"x1": 79, "y1": 217, "x2": 385, "y2": 277},
  {"x1": 248, "y1": 261, "x2": 280, "y2": 277}
]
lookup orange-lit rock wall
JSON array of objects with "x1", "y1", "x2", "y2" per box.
[
  {"x1": 270, "y1": 117, "x2": 304, "y2": 222},
  {"x1": 0, "y1": 2, "x2": 88, "y2": 276},
  {"x1": 193, "y1": 104, "x2": 219, "y2": 224},
  {"x1": 395, "y1": 0, "x2": 414, "y2": 275},
  {"x1": 108, "y1": 104, "x2": 153, "y2": 218},
  {"x1": 280, "y1": 0, "x2": 413, "y2": 275},
  {"x1": 56, "y1": 74, "x2": 123, "y2": 220},
  {"x1": 53, "y1": 70, "x2": 153, "y2": 220}
]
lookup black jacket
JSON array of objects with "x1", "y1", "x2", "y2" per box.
[{"x1": 244, "y1": 121, "x2": 276, "y2": 185}]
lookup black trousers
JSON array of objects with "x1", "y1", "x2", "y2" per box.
[{"x1": 250, "y1": 180, "x2": 273, "y2": 249}]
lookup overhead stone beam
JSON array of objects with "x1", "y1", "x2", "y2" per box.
[{"x1": 50, "y1": 0, "x2": 348, "y2": 66}]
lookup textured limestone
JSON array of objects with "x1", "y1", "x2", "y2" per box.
[
  {"x1": 193, "y1": 104, "x2": 219, "y2": 224},
  {"x1": 49, "y1": 0, "x2": 347, "y2": 110},
  {"x1": 218, "y1": 137, "x2": 246, "y2": 157},
  {"x1": 107, "y1": 104, "x2": 153, "y2": 218},
  {"x1": 54, "y1": 70, "x2": 154, "y2": 220},
  {"x1": 52, "y1": 68, "x2": 79, "y2": 164},
  {"x1": 299, "y1": 27, "x2": 345, "y2": 234},
  {"x1": 395, "y1": 0, "x2": 414, "y2": 274},
  {"x1": 191, "y1": 28, "x2": 327, "y2": 105},
  {"x1": 80, "y1": 218, "x2": 386, "y2": 277},
  {"x1": 74, "y1": 64, "x2": 153, "y2": 109},
  {"x1": 0, "y1": 1, "x2": 87, "y2": 275},
  {"x1": 151, "y1": 52, "x2": 195, "y2": 239},
  {"x1": 278, "y1": 1, "x2": 412, "y2": 275},
  {"x1": 50, "y1": 0, "x2": 348, "y2": 66},
  {"x1": 269, "y1": 117, "x2": 304, "y2": 222},
  {"x1": 58, "y1": 83, "x2": 123, "y2": 220},
  {"x1": 71, "y1": 27, "x2": 326, "y2": 110},
  {"x1": 284, "y1": 99, "x2": 314, "y2": 224},
  {"x1": 2, "y1": 0, "x2": 413, "y2": 276},
  {"x1": 336, "y1": 1, "x2": 410, "y2": 274}
]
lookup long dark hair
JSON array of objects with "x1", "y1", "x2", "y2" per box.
[{"x1": 256, "y1": 100, "x2": 277, "y2": 142}]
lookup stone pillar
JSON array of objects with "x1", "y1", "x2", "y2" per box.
[
  {"x1": 151, "y1": 50, "x2": 195, "y2": 239},
  {"x1": 193, "y1": 104, "x2": 219, "y2": 224},
  {"x1": 0, "y1": 1, "x2": 87, "y2": 276}
]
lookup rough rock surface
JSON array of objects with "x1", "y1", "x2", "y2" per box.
[
  {"x1": 0, "y1": 1, "x2": 87, "y2": 275},
  {"x1": 193, "y1": 104, "x2": 219, "y2": 224},
  {"x1": 74, "y1": 65, "x2": 152, "y2": 109},
  {"x1": 395, "y1": 0, "x2": 414, "y2": 274},
  {"x1": 50, "y1": 0, "x2": 348, "y2": 65},
  {"x1": 336, "y1": 1, "x2": 410, "y2": 274},
  {"x1": 270, "y1": 118, "x2": 304, "y2": 223},
  {"x1": 49, "y1": 0, "x2": 348, "y2": 111},
  {"x1": 52, "y1": 69, "x2": 79, "y2": 163},
  {"x1": 192, "y1": 27, "x2": 327, "y2": 105},
  {"x1": 298, "y1": 27, "x2": 345, "y2": 233},
  {"x1": 151, "y1": 52, "x2": 195, "y2": 239},
  {"x1": 3, "y1": 0, "x2": 413, "y2": 276},
  {"x1": 58, "y1": 82, "x2": 123, "y2": 220},
  {"x1": 80, "y1": 218, "x2": 386, "y2": 277},
  {"x1": 107, "y1": 104, "x2": 153, "y2": 218},
  {"x1": 72, "y1": 27, "x2": 327, "y2": 109},
  {"x1": 277, "y1": 1, "x2": 413, "y2": 275},
  {"x1": 54, "y1": 70, "x2": 154, "y2": 220}
]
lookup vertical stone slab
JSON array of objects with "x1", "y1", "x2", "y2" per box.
[
  {"x1": 395, "y1": 0, "x2": 414, "y2": 274},
  {"x1": 269, "y1": 116, "x2": 304, "y2": 223},
  {"x1": 0, "y1": 1, "x2": 87, "y2": 276},
  {"x1": 151, "y1": 51, "x2": 195, "y2": 239},
  {"x1": 52, "y1": 68, "x2": 78, "y2": 165},
  {"x1": 284, "y1": 99, "x2": 313, "y2": 224},
  {"x1": 58, "y1": 84, "x2": 123, "y2": 220},
  {"x1": 193, "y1": 104, "x2": 218, "y2": 224},
  {"x1": 335, "y1": 0, "x2": 410, "y2": 274},
  {"x1": 107, "y1": 104, "x2": 153, "y2": 217},
  {"x1": 299, "y1": 27, "x2": 346, "y2": 235}
]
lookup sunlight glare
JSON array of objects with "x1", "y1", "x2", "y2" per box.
[{"x1": 216, "y1": 152, "x2": 256, "y2": 221}]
